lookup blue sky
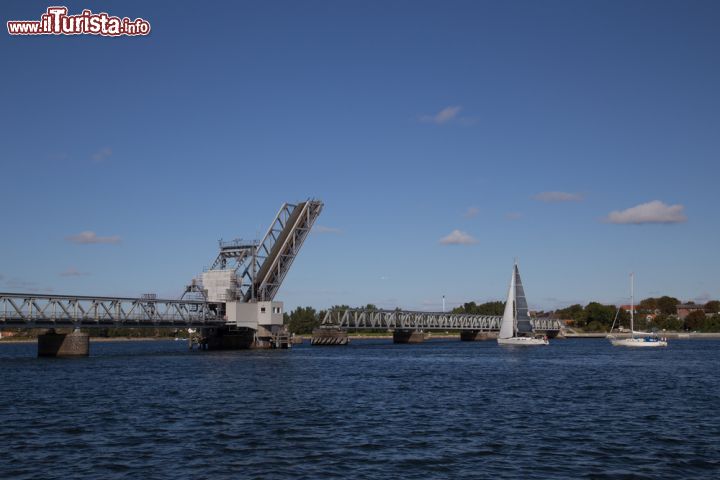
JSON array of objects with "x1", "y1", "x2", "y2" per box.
[{"x1": 2, "y1": 0, "x2": 719, "y2": 311}]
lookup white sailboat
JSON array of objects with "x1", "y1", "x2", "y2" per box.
[
  {"x1": 608, "y1": 273, "x2": 667, "y2": 348},
  {"x1": 497, "y1": 262, "x2": 549, "y2": 346}
]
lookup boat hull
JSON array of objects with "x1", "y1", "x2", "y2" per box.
[
  {"x1": 497, "y1": 336, "x2": 549, "y2": 346},
  {"x1": 609, "y1": 337, "x2": 667, "y2": 348}
]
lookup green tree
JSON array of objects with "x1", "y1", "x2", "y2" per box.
[
  {"x1": 555, "y1": 304, "x2": 585, "y2": 325},
  {"x1": 477, "y1": 301, "x2": 505, "y2": 315},
  {"x1": 582, "y1": 302, "x2": 617, "y2": 331},
  {"x1": 702, "y1": 314, "x2": 720, "y2": 332},
  {"x1": 704, "y1": 300, "x2": 720, "y2": 314},
  {"x1": 654, "y1": 314, "x2": 683, "y2": 331},
  {"x1": 638, "y1": 297, "x2": 658, "y2": 311},
  {"x1": 286, "y1": 306, "x2": 320, "y2": 334},
  {"x1": 684, "y1": 310, "x2": 706, "y2": 331},
  {"x1": 452, "y1": 301, "x2": 504, "y2": 315},
  {"x1": 657, "y1": 296, "x2": 681, "y2": 315}
]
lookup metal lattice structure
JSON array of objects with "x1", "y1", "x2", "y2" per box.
[
  {"x1": 202, "y1": 200, "x2": 323, "y2": 302},
  {"x1": 209, "y1": 240, "x2": 256, "y2": 271},
  {"x1": 0, "y1": 293, "x2": 223, "y2": 329},
  {"x1": 321, "y1": 309, "x2": 562, "y2": 332},
  {"x1": 246, "y1": 200, "x2": 323, "y2": 302}
]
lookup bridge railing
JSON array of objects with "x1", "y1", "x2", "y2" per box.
[
  {"x1": 321, "y1": 309, "x2": 562, "y2": 332},
  {"x1": 0, "y1": 293, "x2": 223, "y2": 329}
]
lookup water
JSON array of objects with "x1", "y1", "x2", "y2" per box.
[{"x1": 1, "y1": 338, "x2": 719, "y2": 479}]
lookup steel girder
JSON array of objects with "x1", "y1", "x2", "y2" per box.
[
  {"x1": 321, "y1": 309, "x2": 562, "y2": 332},
  {"x1": 0, "y1": 293, "x2": 223, "y2": 329},
  {"x1": 200, "y1": 200, "x2": 323, "y2": 303},
  {"x1": 243, "y1": 200, "x2": 323, "y2": 302}
]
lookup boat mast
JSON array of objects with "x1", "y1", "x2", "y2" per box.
[
  {"x1": 513, "y1": 260, "x2": 518, "y2": 336},
  {"x1": 630, "y1": 272, "x2": 635, "y2": 336}
]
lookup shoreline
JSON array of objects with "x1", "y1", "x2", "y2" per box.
[
  {"x1": 564, "y1": 332, "x2": 720, "y2": 339},
  {"x1": 3, "y1": 332, "x2": 720, "y2": 344},
  {"x1": 0, "y1": 337, "x2": 184, "y2": 344}
]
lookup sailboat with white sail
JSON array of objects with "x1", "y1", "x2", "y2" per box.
[
  {"x1": 497, "y1": 262, "x2": 549, "y2": 346},
  {"x1": 607, "y1": 273, "x2": 668, "y2": 348}
]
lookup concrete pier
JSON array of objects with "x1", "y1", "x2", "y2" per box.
[
  {"x1": 38, "y1": 329, "x2": 89, "y2": 357},
  {"x1": 311, "y1": 328, "x2": 349, "y2": 345},
  {"x1": 203, "y1": 327, "x2": 256, "y2": 350},
  {"x1": 191, "y1": 327, "x2": 293, "y2": 350},
  {"x1": 393, "y1": 330, "x2": 425, "y2": 344},
  {"x1": 535, "y1": 329, "x2": 562, "y2": 339},
  {"x1": 460, "y1": 331, "x2": 497, "y2": 341}
]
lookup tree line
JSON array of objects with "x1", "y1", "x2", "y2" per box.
[
  {"x1": 283, "y1": 297, "x2": 720, "y2": 335},
  {"x1": 555, "y1": 297, "x2": 720, "y2": 332}
]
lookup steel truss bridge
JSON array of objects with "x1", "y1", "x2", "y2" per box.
[
  {"x1": 0, "y1": 293, "x2": 224, "y2": 329},
  {"x1": 321, "y1": 309, "x2": 562, "y2": 332}
]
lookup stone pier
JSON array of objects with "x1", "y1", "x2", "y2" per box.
[
  {"x1": 392, "y1": 329, "x2": 425, "y2": 344},
  {"x1": 311, "y1": 327, "x2": 349, "y2": 345},
  {"x1": 460, "y1": 330, "x2": 497, "y2": 341},
  {"x1": 38, "y1": 329, "x2": 90, "y2": 357}
]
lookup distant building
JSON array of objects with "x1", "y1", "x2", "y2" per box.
[
  {"x1": 621, "y1": 305, "x2": 660, "y2": 315},
  {"x1": 677, "y1": 304, "x2": 705, "y2": 320}
]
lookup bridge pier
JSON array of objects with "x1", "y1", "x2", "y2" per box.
[
  {"x1": 201, "y1": 327, "x2": 255, "y2": 350},
  {"x1": 192, "y1": 326, "x2": 293, "y2": 350},
  {"x1": 38, "y1": 329, "x2": 89, "y2": 357},
  {"x1": 535, "y1": 329, "x2": 562, "y2": 339},
  {"x1": 393, "y1": 329, "x2": 425, "y2": 344},
  {"x1": 460, "y1": 330, "x2": 497, "y2": 341},
  {"x1": 311, "y1": 327, "x2": 349, "y2": 346}
]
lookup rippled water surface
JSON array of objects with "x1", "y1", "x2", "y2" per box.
[{"x1": 2, "y1": 338, "x2": 719, "y2": 479}]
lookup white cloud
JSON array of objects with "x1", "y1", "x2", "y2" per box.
[
  {"x1": 91, "y1": 147, "x2": 112, "y2": 162},
  {"x1": 66, "y1": 231, "x2": 121, "y2": 244},
  {"x1": 605, "y1": 200, "x2": 687, "y2": 225},
  {"x1": 419, "y1": 105, "x2": 462, "y2": 125},
  {"x1": 533, "y1": 191, "x2": 583, "y2": 203},
  {"x1": 439, "y1": 229, "x2": 478, "y2": 245},
  {"x1": 313, "y1": 225, "x2": 342, "y2": 234},
  {"x1": 463, "y1": 207, "x2": 480, "y2": 218},
  {"x1": 59, "y1": 267, "x2": 88, "y2": 277}
]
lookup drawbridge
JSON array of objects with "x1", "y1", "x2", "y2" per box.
[
  {"x1": 1, "y1": 197, "x2": 562, "y2": 354},
  {"x1": 0, "y1": 199, "x2": 324, "y2": 355}
]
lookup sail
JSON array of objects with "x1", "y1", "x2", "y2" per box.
[
  {"x1": 514, "y1": 264, "x2": 533, "y2": 334},
  {"x1": 499, "y1": 267, "x2": 515, "y2": 339}
]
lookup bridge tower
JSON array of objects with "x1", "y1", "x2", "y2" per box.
[{"x1": 196, "y1": 200, "x2": 323, "y2": 349}]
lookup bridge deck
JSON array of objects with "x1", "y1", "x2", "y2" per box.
[
  {"x1": 0, "y1": 293, "x2": 224, "y2": 329},
  {"x1": 321, "y1": 309, "x2": 561, "y2": 332}
]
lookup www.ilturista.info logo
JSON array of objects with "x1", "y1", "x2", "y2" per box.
[{"x1": 7, "y1": 6, "x2": 151, "y2": 36}]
